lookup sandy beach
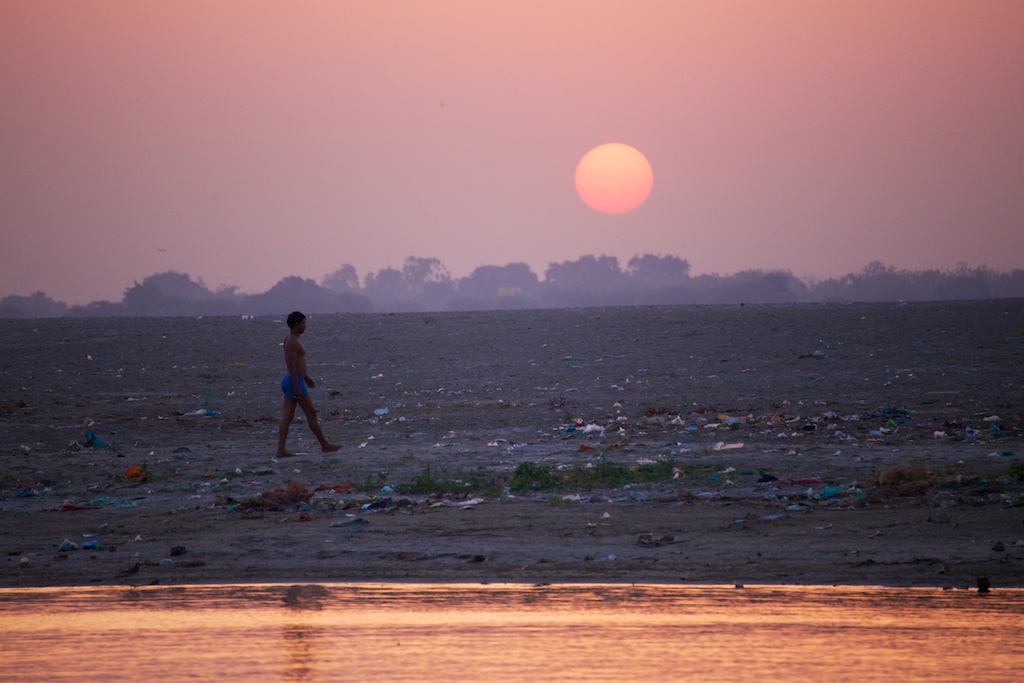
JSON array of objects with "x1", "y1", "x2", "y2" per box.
[{"x1": 2, "y1": 300, "x2": 1022, "y2": 588}]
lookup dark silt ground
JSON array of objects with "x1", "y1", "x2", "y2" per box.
[{"x1": 2, "y1": 300, "x2": 1022, "y2": 588}]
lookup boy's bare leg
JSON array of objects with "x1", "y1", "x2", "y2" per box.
[
  {"x1": 298, "y1": 398, "x2": 342, "y2": 452},
  {"x1": 275, "y1": 397, "x2": 299, "y2": 458}
]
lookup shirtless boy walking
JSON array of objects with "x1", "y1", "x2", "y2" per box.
[{"x1": 276, "y1": 311, "x2": 342, "y2": 458}]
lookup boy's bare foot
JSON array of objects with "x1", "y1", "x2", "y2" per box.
[
  {"x1": 321, "y1": 443, "x2": 342, "y2": 453},
  {"x1": 275, "y1": 451, "x2": 300, "y2": 458}
]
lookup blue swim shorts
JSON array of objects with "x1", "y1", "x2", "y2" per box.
[{"x1": 281, "y1": 374, "x2": 309, "y2": 399}]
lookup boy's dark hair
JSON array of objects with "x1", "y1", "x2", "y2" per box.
[{"x1": 286, "y1": 311, "x2": 306, "y2": 329}]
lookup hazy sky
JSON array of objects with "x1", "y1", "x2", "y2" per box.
[{"x1": 3, "y1": 1, "x2": 1023, "y2": 305}]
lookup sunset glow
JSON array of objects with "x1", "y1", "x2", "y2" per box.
[
  {"x1": 2, "y1": 584, "x2": 1022, "y2": 680},
  {"x1": 1, "y1": 2, "x2": 1023, "y2": 304},
  {"x1": 574, "y1": 143, "x2": 653, "y2": 215}
]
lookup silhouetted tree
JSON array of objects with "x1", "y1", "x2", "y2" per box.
[
  {"x1": 933, "y1": 262, "x2": 994, "y2": 300},
  {"x1": 719, "y1": 269, "x2": 808, "y2": 303},
  {"x1": 0, "y1": 292, "x2": 68, "y2": 318},
  {"x1": 363, "y1": 267, "x2": 410, "y2": 311},
  {"x1": 69, "y1": 300, "x2": 127, "y2": 317},
  {"x1": 996, "y1": 269, "x2": 1024, "y2": 298},
  {"x1": 626, "y1": 254, "x2": 691, "y2": 289},
  {"x1": 403, "y1": 256, "x2": 454, "y2": 310},
  {"x1": 543, "y1": 255, "x2": 628, "y2": 306},
  {"x1": 450, "y1": 263, "x2": 540, "y2": 309},
  {"x1": 400, "y1": 257, "x2": 447, "y2": 291},
  {"x1": 322, "y1": 264, "x2": 360, "y2": 292},
  {"x1": 121, "y1": 271, "x2": 240, "y2": 316},
  {"x1": 545, "y1": 255, "x2": 624, "y2": 291},
  {"x1": 245, "y1": 276, "x2": 371, "y2": 315}
]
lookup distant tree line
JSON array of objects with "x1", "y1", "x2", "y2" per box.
[{"x1": 2, "y1": 256, "x2": 1023, "y2": 318}]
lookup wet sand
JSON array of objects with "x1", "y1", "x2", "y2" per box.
[{"x1": 2, "y1": 300, "x2": 1022, "y2": 588}]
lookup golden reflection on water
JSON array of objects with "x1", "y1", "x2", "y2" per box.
[{"x1": 1, "y1": 584, "x2": 1022, "y2": 682}]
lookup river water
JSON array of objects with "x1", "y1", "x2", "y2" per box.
[{"x1": 1, "y1": 583, "x2": 1021, "y2": 682}]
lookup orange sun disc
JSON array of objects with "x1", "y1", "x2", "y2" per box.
[{"x1": 574, "y1": 143, "x2": 653, "y2": 214}]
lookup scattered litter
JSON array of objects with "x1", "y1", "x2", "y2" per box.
[
  {"x1": 331, "y1": 517, "x2": 369, "y2": 528},
  {"x1": 61, "y1": 503, "x2": 101, "y2": 512},
  {"x1": 565, "y1": 420, "x2": 605, "y2": 435},
  {"x1": 81, "y1": 432, "x2": 108, "y2": 448},
  {"x1": 125, "y1": 465, "x2": 147, "y2": 479},
  {"x1": 637, "y1": 534, "x2": 676, "y2": 547},
  {"x1": 315, "y1": 482, "x2": 359, "y2": 494},
  {"x1": 183, "y1": 409, "x2": 220, "y2": 417},
  {"x1": 429, "y1": 497, "x2": 484, "y2": 509},
  {"x1": 819, "y1": 485, "x2": 845, "y2": 499}
]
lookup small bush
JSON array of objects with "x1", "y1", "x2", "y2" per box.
[
  {"x1": 867, "y1": 464, "x2": 933, "y2": 498},
  {"x1": 563, "y1": 460, "x2": 633, "y2": 489},
  {"x1": 510, "y1": 462, "x2": 558, "y2": 493},
  {"x1": 241, "y1": 480, "x2": 312, "y2": 510},
  {"x1": 394, "y1": 465, "x2": 497, "y2": 495}
]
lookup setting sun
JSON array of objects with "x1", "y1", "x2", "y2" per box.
[{"x1": 574, "y1": 143, "x2": 653, "y2": 215}]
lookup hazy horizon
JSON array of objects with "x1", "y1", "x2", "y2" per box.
[
  {"x1": 8, "y1": 253, "x2": 1024, "y2": 305},
  {"x1": 4, "y1": 255, "x2": 1022, "y2": 320},
  {"x1": 4, "y1": 1, "x2": 1023, "y2": 306}
]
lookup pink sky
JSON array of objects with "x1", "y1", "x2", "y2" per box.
[{"x1": 2, "y1": 1, "x2": 1023, "y2": 305}]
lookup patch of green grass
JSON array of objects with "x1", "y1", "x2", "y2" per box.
[
  {"x1": 393, "y1": 464, "x2": 500, "y2": 495},
  {"x1": 634, "y1": 458, "x2": 678, "y2": 481},
  {"x1": 363, "y1": 472, "x2": 388, "y2": 489},
  {"x1": 561, "y1": 460, "x2": 633, "y2": 489},
  {"x1": 395, "y1": 458, "x2": 709, "y2": 496},
  {"x1": 510, "y1": 461, "x2": 559, "y2": 493},
  {"x1": 1008, "y1": 462, "x2": 1024, "y2": 482}
]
